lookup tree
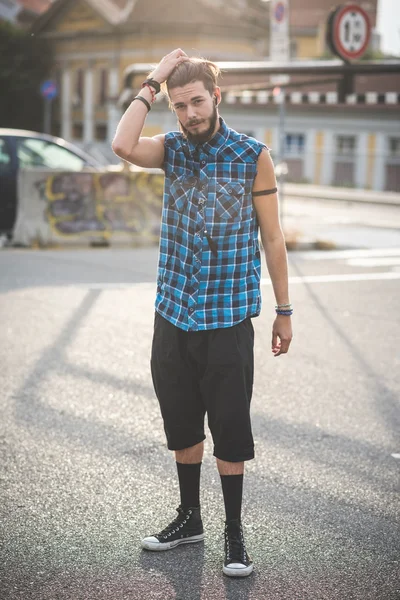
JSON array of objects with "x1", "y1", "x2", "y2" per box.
[{"x1": 0, "y1": 20, "x2": 53, "y2": 131}]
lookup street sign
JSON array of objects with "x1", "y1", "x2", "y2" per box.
[
  {"x1": 327, "y1": 4, "x2": 371, "y2": 62},
  {"x1": 40, "y1": 80, "x2": 58, "y2": 101},
  {"x1": 270, "y1": 0, "x2": 290, "y2": 84}
]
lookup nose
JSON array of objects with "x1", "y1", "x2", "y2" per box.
[{"x1": 187, "y1": 104, "x2": 197, "y2": 120}]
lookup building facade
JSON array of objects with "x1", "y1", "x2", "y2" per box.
[{"x1": 33, "y1": 0, "x2": 399, "y2": 191}]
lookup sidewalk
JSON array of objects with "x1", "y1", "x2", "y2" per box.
[{"x1": 284, "y1": 183, "x2": 400, "y2": 206}]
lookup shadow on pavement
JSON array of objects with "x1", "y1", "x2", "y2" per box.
[{"x1": 289, "y1": 256, "x2": 400, "y2": 446}]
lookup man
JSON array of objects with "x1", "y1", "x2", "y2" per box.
[{"x1": 112, "y1": 48, "x2": 293, "y2": 578}]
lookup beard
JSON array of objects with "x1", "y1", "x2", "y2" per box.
[{"x1": 179, "y1": 104, "x2": 219, "y2": 144}]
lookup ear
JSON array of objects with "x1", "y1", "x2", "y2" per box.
[{"x1": 213, "y1": 87, "x2": 221, "y2": 106}]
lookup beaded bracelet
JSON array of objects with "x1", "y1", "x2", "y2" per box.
[{"x1": 276, "y1": 309, "x2": 293, "y2": 316}]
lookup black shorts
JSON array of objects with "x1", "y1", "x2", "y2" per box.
[{"x1": 150, "y1": 312, "x2": 255, "y2": 462}]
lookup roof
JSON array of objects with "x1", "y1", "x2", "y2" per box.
[
  {"x1": 32, "y1": 0, "x2": 268, "y2": 37},
  {"x1": 119, "y1": 0, "x2": 267, "y2": 35}
]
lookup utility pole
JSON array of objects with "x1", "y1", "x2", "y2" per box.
[{"x1": 273, "y1": 86, "x2": 287, "y2": 226}]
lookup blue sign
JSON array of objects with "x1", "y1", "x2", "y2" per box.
[
  {"x1": 275, "y1": 1, "x2": 285, "y2": 22},
  {"x1": 40, "y1": 80, "x2": 58, "y2": 100}
]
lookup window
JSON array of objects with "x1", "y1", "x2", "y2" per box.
[
  {"x1": 73, "y1": 123, "x2": 83, "y2": 140},
  {"x1": 290, "y1": 39, "x2": 298, "y2": 59},
  {"x1": 389, "y1": 138, "x2": 400, "y2": 158},
  {"x1": 0, "y1": 138, "x2": 11, "y2": 174},
  {"x1": 336, "y1": 135, "x2": 356, "y2": 156},
  {"x1": 98, "y1": 68, "x2": 108, "y2": 106},
  {"x1": 17, "y1": 138, "x2": 86, "y2": 171},
  {"x1": 285, "y1": 133, "x2": 305, "y2": 155},
  {"x1": 95, "y1": 124, "x2": 107, "y2": 141},
  {"x1": 73, "y1": 69, "x2": 84, "y2": 106}
]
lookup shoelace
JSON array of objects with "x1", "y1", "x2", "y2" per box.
[
  {"x1": 159, "y1": 508, "x2": 192, "y2": 539},
  {"x1": 225, "y1": 526, "x2": 247, "y2": 563}
]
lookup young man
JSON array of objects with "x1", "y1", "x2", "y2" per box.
[{"x1": 112, "y1": 49, "x2": 293, "y2": 578}]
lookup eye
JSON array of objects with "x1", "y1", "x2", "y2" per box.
[{"x1": 194, "y1": 99, "x2": 203, "y2": 105}]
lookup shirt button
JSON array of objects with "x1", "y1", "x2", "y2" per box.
[
  {"x1": 201, "y1": 160, "x2": 206, "y2": 166},
  {"x1": 189, "y1": 307, "x2": 194, "y2": 314}
]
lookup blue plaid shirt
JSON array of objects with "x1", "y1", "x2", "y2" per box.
[{"x1": 155, "y1": 118, "x2": 267, "y2": 331}]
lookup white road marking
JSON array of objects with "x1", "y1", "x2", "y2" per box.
[
  {"x1": 301, "y1": 248, "x2": 400, "y2": 261},
  {"x1": 391, "y1": 454, "x2": 400, "y2": 460},
  {"x1": 62, "y1": 272, "x2": 400, "y2": 289},
  {"x1": 261, "y1": 272, "x2": 400, "y2": 285},
  {"x1": 346, "y1": 257, "x2": 400, "y2": 267}
]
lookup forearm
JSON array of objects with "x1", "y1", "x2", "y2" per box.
[
  {"x1": 261, "y1": 232, "x2": 290, "y2": 305},
  {"x1": 112, "y1": 87, "x2": 153, "y2": 157}
]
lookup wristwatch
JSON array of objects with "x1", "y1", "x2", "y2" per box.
[{"x1": 142, "y1": 78, "x2": 161, "y2": 94}]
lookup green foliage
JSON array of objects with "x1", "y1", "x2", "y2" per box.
[{"x1": 0, "y1": 21, "x2": 53, "y2": 131}]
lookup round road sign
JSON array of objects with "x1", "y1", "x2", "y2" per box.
[
  {"x1": 40, "y1": 80, "x2": 58, "y2": 100},
  {"x1": 328, "y1": 4, "x2": 371, "y2": 61}
]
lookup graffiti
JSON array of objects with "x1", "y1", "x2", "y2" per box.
[{"x1": 35, "y1": 171, "x2": 164, "y2": 239}]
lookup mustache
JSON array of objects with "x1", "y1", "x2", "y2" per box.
[{"x1": 186, "y1": 119, "x2": 204, "y2": 126}]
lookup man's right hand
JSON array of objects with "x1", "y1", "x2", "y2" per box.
[{"x1": 149, "y1": 48, "x2": 189, "y2": 84}]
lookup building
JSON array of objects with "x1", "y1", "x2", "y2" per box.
[
  {"x1": 32, "y1": 0, "x2": 399, "y2": 191},
  {"x1": 289, "y1": 0, "x2": 378, "y2": 59}
]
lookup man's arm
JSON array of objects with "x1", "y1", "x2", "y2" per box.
[
  {"x1": 111, "y1": 48, "x2": 188, "y2": 169},
  {"x1": 252, "y1": 149, "x2": 293, "y2": 356}
]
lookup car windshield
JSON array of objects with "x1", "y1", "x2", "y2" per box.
[{"x1": 17, "y1": 138, "x2": 87, "y2": 170}]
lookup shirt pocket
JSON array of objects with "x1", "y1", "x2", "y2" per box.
[
  {"x1": 168, "y1": 174, "x2": 197, "y2": 213},
  {"x1": 215, "y1": 180, "x2": 244, "y2": 220}
]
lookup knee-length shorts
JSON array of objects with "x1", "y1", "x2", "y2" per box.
[{"x1": 150, "y1": 312, "x2": 255, "y2": 462}]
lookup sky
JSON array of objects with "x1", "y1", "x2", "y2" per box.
[{"x1": 377, "y1": 0, "x2": 400, "y2": 55}]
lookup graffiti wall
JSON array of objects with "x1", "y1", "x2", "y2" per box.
[{"x1": 13, "y1": 169, "x2": 164, "y2": 246}]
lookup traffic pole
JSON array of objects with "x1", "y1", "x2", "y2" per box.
[
  {"x1": 279, "y1": 90, "x2": 285, "y2": 226},
  {"x1": 43, "y1": 98, "x2": 52, "y2": 134}
]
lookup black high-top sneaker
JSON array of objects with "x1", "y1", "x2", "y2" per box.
[
  {"x1": 223, "y1": 518, "x2": 253, "y2": 577},
  {"x1": 141, "y1": 506, "x2": 204, "y2": 551}
]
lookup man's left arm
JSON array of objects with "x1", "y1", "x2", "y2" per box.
[{"x1": 252, "y1": 149, "x2": 293, "y2": 357}]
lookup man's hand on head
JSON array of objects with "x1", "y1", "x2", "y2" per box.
[{"x1": 149, "y1": 48, "x2": 189, "y2": 84}]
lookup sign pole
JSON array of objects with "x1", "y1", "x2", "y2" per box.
[
  {"x1": 278, "y1": 90, "x2": 285, "y2": 227},
  {"x1": 43, "y1": 98, "x2": 52, "y2": 134},
  {"x1": 40, "y1": 80, "x2": 58, "y2": 135}
]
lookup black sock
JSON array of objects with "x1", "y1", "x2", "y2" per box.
[
  {"x1": 176, "y1": 462, "x2": 201, "y2": 508},
  {"x1": 220, "y1": 474, "x2": 244, "y2": 522}
]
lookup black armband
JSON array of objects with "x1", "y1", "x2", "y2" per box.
[
  {"x1": 132, "y1": 95, "x2": 151, "y2": 112},
  {"x1": 252, "y1": 187, "x2": 278, "y2": 197}
]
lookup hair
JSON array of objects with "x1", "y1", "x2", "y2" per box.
[{"x1": 161, "y1": 57, "x2": 221, "y2": 103}]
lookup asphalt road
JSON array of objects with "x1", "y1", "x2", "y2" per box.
[{"x1": 0, "y1": 244, "x2": 399, "y2": 600}]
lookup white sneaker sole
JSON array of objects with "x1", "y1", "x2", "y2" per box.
[
  {"x1": 141, "y1": 533, "x2": 205, "y2": 551},
  {"x1": 223, "y1": 563, "x2": 254, "y2": 577}
]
